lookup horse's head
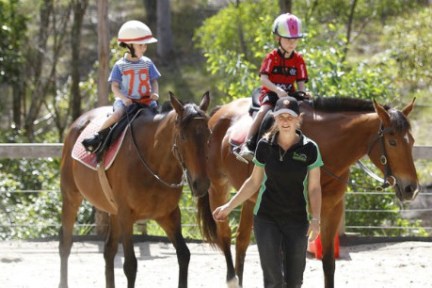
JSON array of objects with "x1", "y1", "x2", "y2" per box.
[
  {"x1": 170, "y1": 91, "x2": 211, "y2": 198},
  {"x1": 368, "y1": 99, "x2": 419, "y2": 203}
]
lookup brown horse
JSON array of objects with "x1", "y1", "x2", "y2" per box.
[
  {"x1": 59, "y1": 92, "x2": 211, "y2": 288},
  {"x1": 197, "y1": 96, "x2": 419, "y2": 288}
]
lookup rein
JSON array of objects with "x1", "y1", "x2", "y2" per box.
[
  {"x1": 321, "y1": 123, "x2": 395, "y2": 190},
  {"x1": 129, "y1": 110, "x2": 188, "y2": 189}
]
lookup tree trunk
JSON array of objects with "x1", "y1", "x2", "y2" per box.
[
  {"x1": 71, "y1": 0, "x2": 89, "y2": 121},
  {"x1": 342, "y1": 0, "x2": 358, "y2": 62},
  {"x1": 143, "y1": 0, "x2": 157, "y2": 29},
  {"x1": 24, "y1": 0, "x2": 53, "y2": 141},
  {"x1": 156, "y1": 0, "x2": 173, "y2": 64},
  {"x1": 97, "y1": 0, "x2": 109, "y2": 106},
  {"x1": 279, "y1": 0, "x2": 292, "y2": 13},
  {"x1": 235, "y1": 0, "x2": 249, "y2": 61},
  {"x1": 12, "y1": 80, "x2": 23, "y2": 130}
]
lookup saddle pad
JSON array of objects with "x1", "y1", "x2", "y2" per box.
[
  {"x1": 228, "y1": 115, "x2": 253, "y2": 146},
  {"x1": 71, "y1": 116, "x2": 127, "y2": 171}
]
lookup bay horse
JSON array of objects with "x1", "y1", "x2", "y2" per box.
[
  {"x1": 197, "y1": 96, "x2": 419, "y2": 288},
  {"x1": 59, "y1": 92, "x2": 211, "y2": 288}
]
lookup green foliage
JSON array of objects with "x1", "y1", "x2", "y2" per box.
[
  {"x1": 382, "y1": 7, "x2": 432, "y2": 97},
  {"x1": 0, "y1": 158, "x2": 61, "y2": 240},
  {"x1": 0, "y1": 0, "x2": 27, "y2": 86},
  {"x1": 194, "y1": 1, "x2": 277, "y2": 99},
  {"x1": 194, "y1": 0, "x2": 398, "y2": 102}
]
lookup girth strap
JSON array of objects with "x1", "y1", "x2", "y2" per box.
[{"x1": 97, "y1": 163, "x2": 118, "y2": 214}]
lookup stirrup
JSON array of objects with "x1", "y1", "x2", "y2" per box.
[
  {"x1": 82, "y1": 134, "x2": 103, "y2": 153},
  {"x1": 233, "y1": 150, "x2": 249, "y2": 164},
  {"x1": 239, "y1": 145, "x2": 254, "y2": 161},
  {"x1": 233, "y1": 144, "x2": 254, "y2": 164}
]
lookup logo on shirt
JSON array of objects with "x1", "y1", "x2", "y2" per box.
[
  {"x1": 293, "y1": 152, "x2": 307, "y2": 162},
  {"x1": 288, "y1": 67, "x2": 297, "y2": 76}
]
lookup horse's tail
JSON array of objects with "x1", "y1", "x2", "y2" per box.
[{"x1": 196, "y1": 193, "x2": 219, "y2": 246}]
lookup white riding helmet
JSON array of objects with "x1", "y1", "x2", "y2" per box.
[
  {"x1": 272, "y1": 13, "x2": 303, "y2": 39},
  {"x1": 117, "y1": 20, "x2": 158, "y2": 45}
]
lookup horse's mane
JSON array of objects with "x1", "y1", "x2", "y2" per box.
[
  {"x1": 312, "y1": 96, "x2": 378, "y2": 112},
  {"x1": 312, "y1": 96, "x2": 410, "y2": 132}
]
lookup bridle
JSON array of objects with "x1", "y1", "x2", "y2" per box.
[
  {"x1": 130, "y1": 110, "x2": 208, "y2": 189},
  {"x1": 364, "y1": 123, "x2": 396, "y2": 190}
]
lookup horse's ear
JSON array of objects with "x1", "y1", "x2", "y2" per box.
[
  {"x1": 169, "y1": 91, "x2": 184, "y2": 115},
  {"x1": 401, "y1": 97, "x2": 415, "y2": 117},
  {"x1": 199, "y1": 91, "x2": 210, "y2": 112},
  {"x1": 373, "y1": 99, "x2": 391, "y2": 126}
]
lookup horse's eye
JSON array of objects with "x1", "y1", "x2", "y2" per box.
[{"x1": 389, "y1": 139, "x2": 397, "y2": 146}]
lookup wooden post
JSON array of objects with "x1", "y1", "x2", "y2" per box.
[
  {"x1": 95, "y1": 0, "x2": 111, "y2": 237},
  {"x1": 97, "y1": 0, "x2": 109, "y2": 107}
]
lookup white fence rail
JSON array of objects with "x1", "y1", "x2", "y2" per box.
[{"x1": 1, "y1": 143, "x2": 431, "y2": 159}]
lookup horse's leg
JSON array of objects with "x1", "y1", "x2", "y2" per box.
[
  {"x1": 235, "y1": 200, "x2": 254, "y2": 287},
  {"x1": 58, "y1": 186, "x2": 83, "y2": 288},
  {"x1": 209, "y1": 182, "x2": 238, "y2": 288},
  {"x1": 156, "y1": 206, "x2": 190, "y2": 288},
  {"x1": 104, "y1": 215, "x2": 120, "y2": 288},
  {"x1": 120, "y1": 217, "x2": 137, "y2": 288},
  {"x1": 321, "y1": 200, "x2": 344, "y2": 288}
]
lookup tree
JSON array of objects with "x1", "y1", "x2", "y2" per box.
[
  {"x1": 22, "y1": 0, "x2": 73, "y2": 141},
  {"x1": 0, "y1": 0, "x2": 28, "y2": 131},
  {"x1": 70, "y1": 0, "x2": 89, "y2": 121},
  {"x1": 156, "y1": 0, "x2": 173, "y2": 63},
  {"x1": 97, "y1": 0, "x2": 110, "y2": 107},
  {"x1": 143, "y1": 0, "x2": 157, "y2": 29},
  {"x1": 279, "y1": 0, "x2": 292, "y2": 13}
]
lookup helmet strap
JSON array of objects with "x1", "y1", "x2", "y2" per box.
[{"x1": 120, "y1": 42, "x2": 137, "y2": 58}]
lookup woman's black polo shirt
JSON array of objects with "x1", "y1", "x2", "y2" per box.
[{"x1": 252, "y1": 130, "x2": 323, "y2": 224}]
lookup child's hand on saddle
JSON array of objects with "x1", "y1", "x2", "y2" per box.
[
  {"x1": 150, "y1": 93, "x2": 159, "y2": 101},
  {"x1": 122, "y1": 98, "x2": 133, "y2": 106},
  {"x1": 292, "y1": 91, "x2": 312, "y2": 101},
  {"x1": 304, "y1": 91, "x2": 313, "y2": 99}
]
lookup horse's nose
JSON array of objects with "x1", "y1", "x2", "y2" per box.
[
  {"x1": 192, "y1": 179, "x2": 210, "y2": 198},
  {"x1": 403, "y1": 183, "x2": 419, "y2": 200}
]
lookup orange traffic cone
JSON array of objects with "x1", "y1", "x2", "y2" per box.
[{"x1": 307, "y1": 234, "x2": 340, "y2": 259}]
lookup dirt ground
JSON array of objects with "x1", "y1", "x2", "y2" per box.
[{"x1": 1, "y1": 240, "x2": 431, "y2": 288}]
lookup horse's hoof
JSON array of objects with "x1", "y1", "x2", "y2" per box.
[{"x1": 227, "y1": 276, "x2": 240, "y2": 288}]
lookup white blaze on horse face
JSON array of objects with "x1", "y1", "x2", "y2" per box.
[{"x1": 404, "y1": 133, "x2": 410, "y2": 143}]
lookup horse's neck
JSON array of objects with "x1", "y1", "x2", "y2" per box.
[
  {"x1": 307, "y1": 112, "x2": 380, "y2": 173},
  {"x1": 153, "y1": 112, "x2": 177, "y2": 146},
  {"x1": 131, "y1": 111, "x2": 177, "y2": 158}
]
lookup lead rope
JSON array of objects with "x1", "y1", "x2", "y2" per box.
[{"x1": 129, "y1": 111, "x2": 187, "y2": 189}]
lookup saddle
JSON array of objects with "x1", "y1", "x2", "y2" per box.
[{"x1": 72, "y1": 104, "x2": 155, "y2": 170}]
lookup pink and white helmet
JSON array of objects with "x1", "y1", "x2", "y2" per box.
[
  {"x1": 272, "y1": 13, "x2": 303, "y2": 39},
  {"x1": 118, "y1": 20, "x2": 158, "y2": 45}
]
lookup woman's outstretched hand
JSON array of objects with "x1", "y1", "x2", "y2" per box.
[{"x1": 213, "y1": 204, "x2": 231, "y2": 222}]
